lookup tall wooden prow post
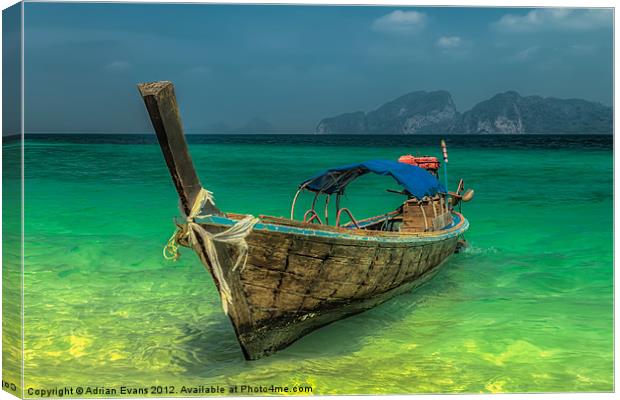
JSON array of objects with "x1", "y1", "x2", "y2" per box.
[
  {"x1": 137, "y1": 81, "x2": 220, "y2": 216},
  {"x1": 138, "y1": 82, "x2": 252, "y2": 354}
]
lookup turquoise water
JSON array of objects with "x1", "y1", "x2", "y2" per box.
[{"x1": 5, "y1": 134, "x2": 614, "y2": 394}]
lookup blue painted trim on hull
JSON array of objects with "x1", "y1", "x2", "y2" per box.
[{"x1": 196, "y1": 213, "x2": 469, "y2": 243}]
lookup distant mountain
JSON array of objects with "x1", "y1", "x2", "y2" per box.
[
  {"x1": 316, "y1": 111, "x2": 366, "y2": 134},
  {"x1": 456, "y1": 91, "x2": 613, "y2": 134},
  {"x1": 316, "y1": 90, "x2": 612, "y2": 134},
  {"x1": 316, "y1": 91, "x2": 458, "y2": 134}
]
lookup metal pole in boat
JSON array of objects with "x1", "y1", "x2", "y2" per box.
[{"x1": 440, "y1": 139, "x2": 449, "y2": 196}]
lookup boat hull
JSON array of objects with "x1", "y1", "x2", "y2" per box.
[{"x1": 194, "y1": 213, "x2": 468, "y2": 360}]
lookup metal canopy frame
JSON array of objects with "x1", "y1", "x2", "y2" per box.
[{"x1": 290, "y1": 167, "x2": 377, "y2": 227}]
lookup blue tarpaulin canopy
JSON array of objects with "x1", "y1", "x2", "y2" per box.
[{"x1": 300, "y1": 159, "x2": 446, "y2": 199}]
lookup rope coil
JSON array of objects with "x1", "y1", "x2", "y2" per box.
[{"x1": 163, "y1": 230, "x2": 182, "y2": 261}]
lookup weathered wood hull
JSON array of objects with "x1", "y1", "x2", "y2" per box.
[{"x1": 194, "y1": 213, "x2": 469, "y2": 360}]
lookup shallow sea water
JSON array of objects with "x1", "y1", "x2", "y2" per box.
[{"x1": 4, "y1": 134, "x2": 613, "y2": 394}]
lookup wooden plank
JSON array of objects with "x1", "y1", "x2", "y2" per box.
[
  {"x1": 432, "y1": 212, "x2": 452, "y2": 230},
  {"x1": 240, "y1": 265, "x2": 282, "y2": 289},
  {"x1": 275, "y1": 292, "x2": 306, "y2": 313},
  {"x1": 286, "y1": 253, "x2": 325, "y2": 279},
  {"x1": 243, "y1": 283, "x2": 276, "y2": 310},
  {"x1": 137, "y1": 81, "x2": 220, "y2": 216},
  {"x1": 246, "y1": 232, "x2": 293, "y2": 275}
]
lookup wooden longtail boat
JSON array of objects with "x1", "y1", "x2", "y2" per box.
[{"x1": 137, "y1": 81, "x2": 472, "y2": 360}]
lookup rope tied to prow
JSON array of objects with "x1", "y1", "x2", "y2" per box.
[
  {"x1": 163, "y1": 229, "x2": 183, "y2": 261},
  {"x1": 162, "y1": 188, "x2": 259, "y2": 313}
]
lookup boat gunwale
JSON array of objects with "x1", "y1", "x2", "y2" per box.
[{"x1": 195, "y1": 211, "x2": 469, "y2": 243}]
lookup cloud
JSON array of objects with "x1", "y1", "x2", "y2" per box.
[
  {"x1": 104, "y1": 61, "x2": 132, "y2": 72},
  {"x1": 566, "y1": 44, "x2": 597, "y2": 55},
  {"x1": 512, "y1": 46, "x2": 541, "y2": 61},
  {"x1": 436, "y1": 36, "x2": 462, "y2": 49},
  {"x1": 493, "y1": 8, "x2": 612, "y2": 33},
  {"x1": 372, "y1": 10, "x2": 427, "y2": 34}
]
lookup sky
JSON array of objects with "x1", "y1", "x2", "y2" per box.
[
  {"x1": 18, "y1": 3, "x2": 614, "y2": 134},
  {"x1": 3, "y1": 2, "x2": 21, "y2": 136}
]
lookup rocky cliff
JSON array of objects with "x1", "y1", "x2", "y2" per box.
[
  {"x1": 317, "y1": 90, "x2": 612, "y2": 134},
  {"x1": 456, "y1": 91, "x2": 612, "y2": 134},
  {"x1": 316, "y1": 91, "x2": 459, "y2": 134}
]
